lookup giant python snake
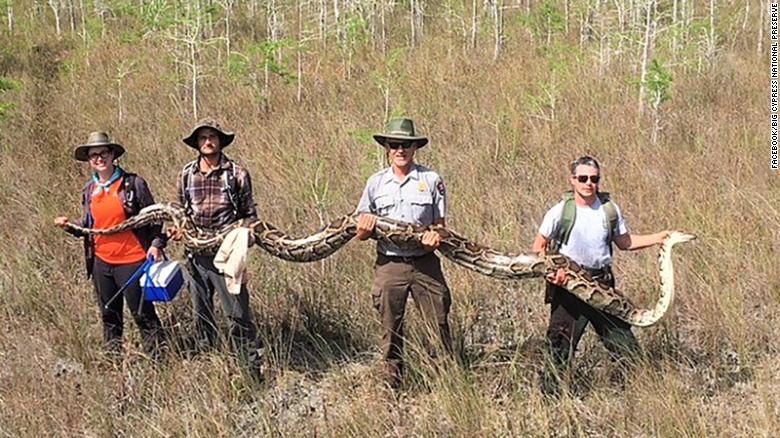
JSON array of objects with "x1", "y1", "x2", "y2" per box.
[{"x1": 63, "y1": 203, "x2": 695, "y2": 327}]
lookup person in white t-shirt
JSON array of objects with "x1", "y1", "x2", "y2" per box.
[{"x1": 531, "y1": 155, "x2": 669, "y2": 394}]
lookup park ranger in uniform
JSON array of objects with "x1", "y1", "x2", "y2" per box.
[{"x1": 355, "y1": 117, "x2": 453, "y2": 389}]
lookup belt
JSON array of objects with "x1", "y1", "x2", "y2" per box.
[
  {"x1": 377, "y1": 252, "x2": 431, "y2": 264},
  {"x1": 583, "y1": 265, "x2": 613, "y2": 282}
]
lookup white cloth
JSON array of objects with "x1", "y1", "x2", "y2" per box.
[
  {"x1": 213, "y1": 227, "x2": 251, "y2": 295},
  {"x1": 538, "y1": 198, "x2": 628, "y2": 269}
]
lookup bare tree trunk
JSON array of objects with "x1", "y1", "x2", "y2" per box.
[
  {"x1": 223, "y1": 0, "x2": 234, "y2": 58},
  {"x1": 205, "y1": 0, "x2": 213, "y2": 38},
  {"x1": 652, "y1": 97, "x2": 661, "y2": 145},
  {"x1": 268, "y1": 0, "x2": 281, "y2": 58},
  {"x1": 707, "y1": 0, "x2": 716, "y2": 60},
  {"x1": 757, "y1": 0, "x2": 765, "y2": 55},
  {"x1": 671, "y1": 0, "x2": 678, "y2": 60},
  {"x1": 383, "y1": 85, "x2": 390, "y2": 124},
  {"x1": 741, "y1": 0, "x2": 749, "y2": 32},
  {"x1": 297, "y1": 0, "x2": 303, "y2": 103},
  {"x1": 48, "y1": 0, "x2": 62, "y2": 35},
  {"x1": 190, "y1": 36, "x2": 199, "y2": 118},
  {"x1": 614, "y1": 0, "x2": 625, "y2": 58},
  {"x1": 67, "y1": 0, "x2": 75, "y2": 33},
  {"x1": 78, "y1": 0, "x2": 87, "y2": 43},
  {"x1": 598, "y1": 0, "x2": 609, "y2": 75},
  {"x1": 115, "y1": 61, "x2": 134, "y2": 124},
  {"x1": 637, "y1": 0, "x2": 654, "y2": 115},
  {"x1": 263, "y1": 62, "x2": 270, "y2": 112},
  {"x1": 564, "y1": 0, "x2": 570, "y2": 34},
  {"x1": 6, "y1": 1, "x2": 13, "y2": 33},
  {"x1": 333, "y1": 0, "x2": 340, "y2": 44},
  {"x1": 416, "y1": 0, "x2": 424, "y2": 43},
  {"x1": 470, "y1": 0, "x2": 477, "y2": 50},
  {"x1": 380, "y1": 0, "x2": 386, "y2": 55},
  {"x1": 319, "y1": 0, "x2": 326, "y2": 48},
  {"x1": 248, "y1": 0, "x2": 256, "y2": 40},
  {"x1": 492, "y1": 0, "x2": 502, "y2": 61},
  {"x1": 409, "y1": 0, "x2": 416, "y2": 48}
]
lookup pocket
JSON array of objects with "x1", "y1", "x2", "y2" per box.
[
  {"x1": 374, "y1": 196, "x2": 395, "y2": 215},
  {"x1": 409, "y1": 194, "x2": 433, "y2": 222}
]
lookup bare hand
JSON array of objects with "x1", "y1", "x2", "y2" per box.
[
  {"x1": 546, "y1": 268, "x2": 567, "y2": 286},
  {"x1": 657, "y1": 230, "x2": 671, "y2": 245},
  {"x1": 420, "y1": 230, "x2": 442, "y2": 252},
  {"x1": 147, "y1": 246, "x2": 164, "y2": 262},
  {"x1": 356, "y1": 214, "x2": 377, "y2": 241},
  {"x1": 166, "y1": 226, "x2": 183, "y2": 241},
  {"x1": 54, "y1": 216, "x2": 69, "y2": 228}
]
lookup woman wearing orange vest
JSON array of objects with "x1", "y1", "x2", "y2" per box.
[{"x1": 55, "y1": 132, "x2": 166, "y2": 359}]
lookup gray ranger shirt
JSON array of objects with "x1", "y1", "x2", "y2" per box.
[{"x1": 356, "y1": 164, "x2": 447, "y2": 257}]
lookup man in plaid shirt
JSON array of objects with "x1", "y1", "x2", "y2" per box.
[{"x1": 173, "y1": 119, "x2": 263, "y2": 381}]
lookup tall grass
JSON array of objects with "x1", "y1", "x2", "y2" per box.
[{"x1": 0, "y1": 1, "x2": 775, "y2": 436}]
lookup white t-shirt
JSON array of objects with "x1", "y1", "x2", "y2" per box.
[{"x1": 538, "y1": 198, "x2": 628, "y2": 269}]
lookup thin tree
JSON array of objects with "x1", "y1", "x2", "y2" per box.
[
  {"x1": 297, "y1": 0, "x2": 304, "y2": 102},
  {"x1": 470, "y1": 0, "x2": 477, "y2": 50},
  {"x1": 5, "y1": 0, "x2": 13, "y2": 33},
  {"x1": 707, "y1": 0, "x2": 716, "y2": 61},
  {"x1": 319, "y1": 0, "x2": 326, "y2": 47},
  {"x1": 114, "y1": 60, "x2": 136, "y2": 124},
  {"x1": 166, "y1": 2, "x2": 210, "y2": 119},
  {"x1": 637, "y1": 0, "x2": 656, "y2": 115},
  {"x1": 218, "y1": 0, "x2": 236, "y2": 58},
  {"x1": 757, "y1": 0, "x2": 765, "y2": 55},
  {"x1": 47, "y1": 0, "x2": 62, "y2": 35},
  {"x1": 491, "y1": 0, "x2": 503, "y2": 61}
]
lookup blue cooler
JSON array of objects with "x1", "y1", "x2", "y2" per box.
[{"x1": 140, "y1": 260, "x2": 184, "y2": 302}]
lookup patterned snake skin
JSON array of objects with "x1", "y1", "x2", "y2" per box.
[{"x1": 63, "y1": 203, "x2": 695, "y2": 327}]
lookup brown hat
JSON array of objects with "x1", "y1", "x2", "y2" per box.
[
  {"x1": 182, "y1": 118, "x2": 235, "y2": 149},
  {"x1": 373, "y1": 117, "x2": 429, "y2": 148},
  {"x1": 73, "y1": 131, "x2": 126, "y2": 162}
]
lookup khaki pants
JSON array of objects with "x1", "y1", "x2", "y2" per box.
[{"x1": 371, "y1": 252, "x2": 452, "y2": 387}]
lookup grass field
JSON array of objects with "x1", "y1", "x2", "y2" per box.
[{"x1": 0, "y1": 1, "x2": 776, "y2": 436}]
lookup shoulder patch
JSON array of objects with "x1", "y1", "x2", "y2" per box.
[{"x1": 436, "y1": 180, "x2": 446, "y2": 195}]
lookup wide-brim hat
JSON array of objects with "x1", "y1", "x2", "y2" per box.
[
  {"x1": 182, "y1": 119, "x2": 235, "y2": 149},
  {"x1": 373, "y1": 117, "x2": 428, "y2": 148},
  {"x1": 73, "y1": 131, "x2": 126, "y2": 162}
]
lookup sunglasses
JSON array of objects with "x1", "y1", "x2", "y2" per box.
[
  {"x1": 88, "y1": 150, "x2": 112, "y2": 161},
  {"x1": 574, "y1": 175, "x2": 600, "y2": 184},
  {"x1": 386, "y1": 141, "x2": 415, "y2": 150}
]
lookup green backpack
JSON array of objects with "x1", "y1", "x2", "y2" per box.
[{"x1": 548, "y1": 190, "x2": 619, "y2": 254}]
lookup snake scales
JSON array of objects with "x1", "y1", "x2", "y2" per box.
[{"x1": 63, "y1": 203, "x2": 695, "y2": 327}]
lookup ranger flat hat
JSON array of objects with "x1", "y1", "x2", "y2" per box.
[
  {"x1": 182, "y1": 118, "x2": 235, "y2": 149},
  {"x1": 73, "y1": 131, "x2": 126, "y2": 162},
  {"x1": 373, "y1": 117, "x2": 428, "y2": 148}
]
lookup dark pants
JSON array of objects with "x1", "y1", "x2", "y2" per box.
[
  {"x1": 542, "y1": 268, "x2": 641, "y2": 393},
  {"x1": 371, "y1": 252, "x2": 453, "y2": 388},
  {"x1": 92, "y1": 257, "x2": 163, "y2": 355},
  {"x1": 187, "y1": 253, "x2": 261, "y2": 367}
]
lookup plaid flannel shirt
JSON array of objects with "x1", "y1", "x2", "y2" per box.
[{"x1": 178, "y1": 154, "x2": 258, "y2": 230}]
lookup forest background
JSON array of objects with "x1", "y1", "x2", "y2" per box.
[{"x1": 0, "y1": 0, "x2": 776, "y2": 436}]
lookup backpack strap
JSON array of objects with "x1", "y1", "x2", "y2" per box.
[
  {"x1": 597, "y1": 191, "x2": 619, "y2": 244},
  {"x1": 551, "y1": 190, "x2": 618, "y2": 251},
  {"x1": 557, "y1": 191, "x2": 576, "y2": 247},
  {"x1": 222, "y1": 160, "x2": 240, "y2": 217},
  {"x1": 82, "y1": 180, "x2": 95, "y2": 227},
  {"x1": 122, "y1": 172, "x2": 138, "y2": 214},
  {"x1": 181, "y1": 161, "x2": 197, "y2": 216},
  {"x1": 181, "y1": 159, "x2": 240, "y2": 218}
]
